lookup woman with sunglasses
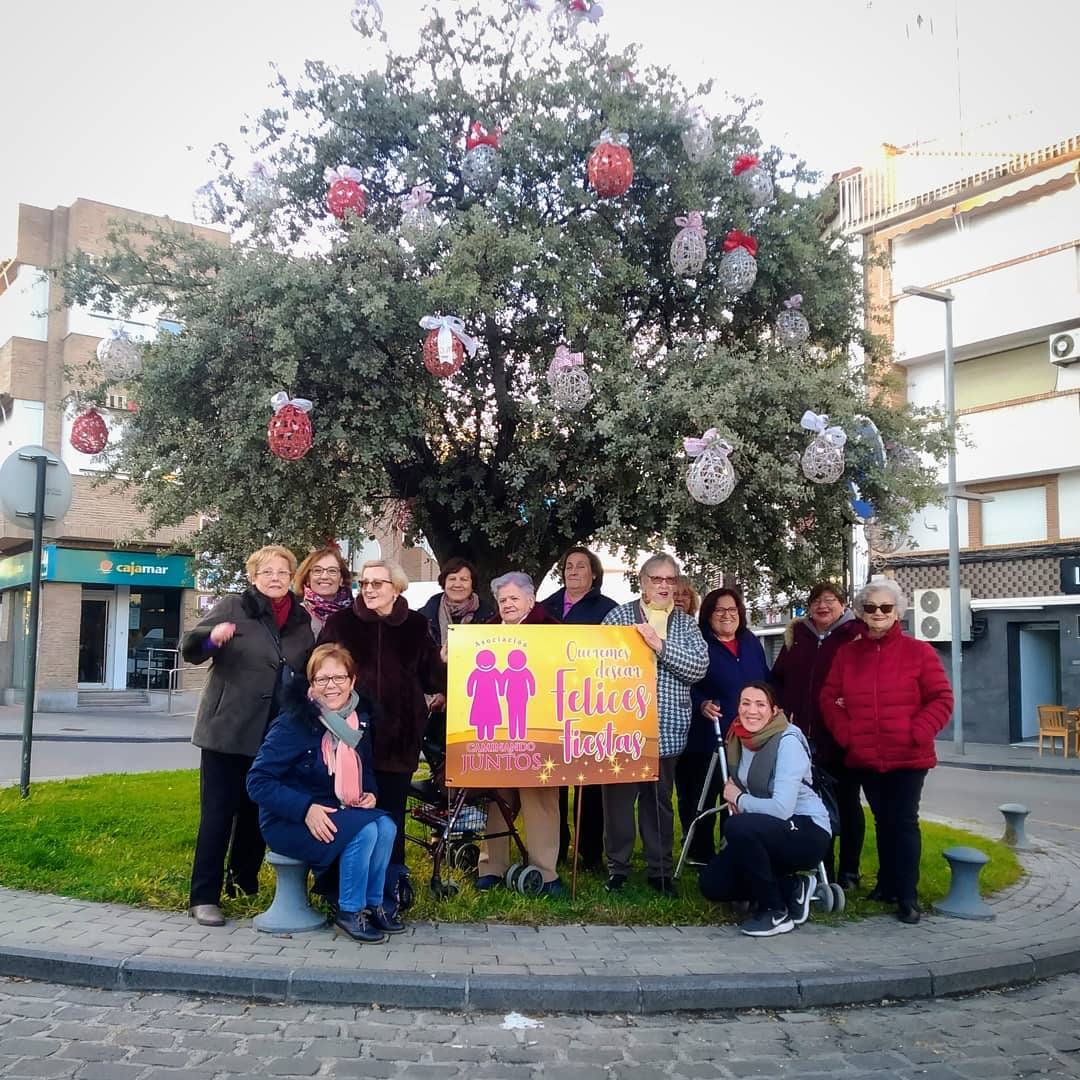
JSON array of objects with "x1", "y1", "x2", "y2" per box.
[
  {"x1": 820, "y1": 577, "x2": 953, "y2": 925},
  {"x1": 294, "y1": 546, "x2": 354, "y2": 636},
  {"x1": 318, "y1": 559, "x2": 446, "y2": 914}
]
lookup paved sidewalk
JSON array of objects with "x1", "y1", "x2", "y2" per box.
[
  {"x1": 936, "y1": 740, "x2": 1080, "y2": 775},
  {"x1": 0, "y1": 704, "x2": 194, "y2": 743},
  {"x1": 1, "y1": 837, "x2": 1078, "y2": 1014}
]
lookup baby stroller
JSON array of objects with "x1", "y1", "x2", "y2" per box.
[
  {"x1": 674, "y1": 718, "x2": 846, "y2": 914},
  {"x1": 406, "y1": 730, "x2": 550, "y2": 898}
]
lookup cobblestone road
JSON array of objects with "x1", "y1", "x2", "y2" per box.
[{"x1": 3, "y1": 973, "x2": 1080, "y2": 1079}]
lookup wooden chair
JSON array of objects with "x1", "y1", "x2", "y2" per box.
[{"x1": 1037, "y1": 705, "x2": 1070, "y2": 757}]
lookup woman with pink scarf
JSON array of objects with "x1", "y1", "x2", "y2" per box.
[
  {"x1": 294, "y1": 547, "x2": 354, "y2": 636},
  {"x1": 247, "y1": 644, "x2": 399, "y2": 944}
]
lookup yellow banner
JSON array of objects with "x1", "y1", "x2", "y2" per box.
[{"x1": 445, "y1": 624, "x2": 659, "y2": 788}]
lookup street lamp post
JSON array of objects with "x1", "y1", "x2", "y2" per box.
[{"x1": 901, "y1": 285, "x2": 963, "y2": 754}]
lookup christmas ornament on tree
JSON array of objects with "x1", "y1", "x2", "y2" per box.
[
  {"x1": 400, "y1": 184, "x2": 435, "y2": 233},
  {"x1": 419, "y1": 315, "x2": 479, "y2": 378},
  {"x1": 776, "y1": 294, "x2": 810, "y2": 350},
  {"x1": 799, "y1": 410, "x2": 846, "y2": 484},
  {"x1": 462, "y1": 123, "x2": 502, "y2": 194},
  {"x1": 324, "y1": 165, "x2": 367, "y2": 220},
  {"x1": 550, "y1": 0, "x2": 604, "y2": 37},
  {"x1": 267, "y1": 392, "x2": 314, "y2": 460},
  {"x1": 733, "y1": 153, "x2": 773, "y2": 208},
  {"x1": 546, "y1": 345, "x2": 592, "y2": 411},
  {"x1": 683, "y1": 428, "x2": 736, "y2": 505},
  {"x1": 719, "y1": 231, "x2": 758, "y2": 295},
  {"x1": 588, "y1": 130, "x2": 633, "y2": 198},
  {"x1": 70, "y1": 408, "x2": 109, "y2": 455},
  {"x1": 192, "y1": 181, "x2": 226, "y2": 225},
  {"x1": 96, "y1": 328, "x2": 142, "y2": 382},
  {"x1": 520, "y1": 0, "x2": 541, "y2": 11},
  {"x1": 349, "y1": 0, "x2": 384, "y2": 36},
  {"x1": 244, "y1": 162, "x2": 279, "y2": 213},
  {"x1": 681, "y1": 107, "x2": 714, "y2": 164},
  {"x1": 670, "y1": 212, "x2": 707, "y2": 276}
]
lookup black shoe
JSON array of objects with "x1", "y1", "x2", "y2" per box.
[
  {"x1": 605, "y1": 873, "x2": 628, "y2": 893},
  {"x1": 897, "y1": 902, "x2": 922, "y2": 925},
  {"x1": 739, "y1": 908, "x2": 794, "y2": 937},
  {"x1": 838, "y1": 872, "x2": 861, "y2": 892},
  {"x1": 867, "y1": 886, "x2": 898, "y2": 903},
  {"x1": 647, "y1": 876, "x2": 676, "y2": 897},
  {"x1": 369, "y1": 905, "x2": 406, "y2": 934},
  {"x1": 782, "y1": 873, "x2": 816, "y2": 926},
  {"x1": 334, "y1": 910, "x2": 388, "y2": 944}
]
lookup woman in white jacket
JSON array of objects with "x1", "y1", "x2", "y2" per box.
[{"x1": 698, "y1": 681, "x2": 832, "y2": 937}]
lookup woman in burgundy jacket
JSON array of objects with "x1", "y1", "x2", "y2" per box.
[{"x1": 819, "y1": 577, "x2": 953, "y2": 924}]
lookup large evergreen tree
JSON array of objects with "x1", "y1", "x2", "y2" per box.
[{"x1": 64, "y1": 1, "x2": 945, "y2": 593}]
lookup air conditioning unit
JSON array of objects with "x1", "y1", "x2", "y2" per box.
[
  {"x1": 1049, "y1": 329, "x2": 1080, "y2": 367},
  {"x1": 914, "y1": 587, "x2": 972, "y2": 642}
]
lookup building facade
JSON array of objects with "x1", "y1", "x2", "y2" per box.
[{"x1": 837, "y1": 132, "x2": 1080, "y2": 743}]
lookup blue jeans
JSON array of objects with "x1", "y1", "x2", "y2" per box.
[{"x1": 338, "y1": 816, "x2": 396, "y2": 913}]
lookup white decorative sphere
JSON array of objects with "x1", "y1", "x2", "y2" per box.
[
  {"x1": 462, "y1": 145, "x2": 501, "y2": 194},
  {"x1": 192, "y1": 182, "x2": 226, "y2": 225},
  {"x1": 681, "y1": 122, "x2": 714, "y2": 164},
  {"x1": 244, "y1": 166, "x2": 279, "y2": 213},
  {"x1": 718, "y1": 247, "x2": 758, "y2": 295},
  {"x1": 686, "y1": 446, "x2": 736, "y2": 505},
  {"x1": 550, "y1": 368, "x2": 592, "y2": 412},
  {"x1": 739, "y1": 164, "x2": 774, "y2": 208},
  {"x1": 670, "y1": 228, "x2": 707, "y2": 276},
  {"x1": 96, "y1": 330, "x2": 142, "y2": 382},
  {"x1": 865, "y1": 520, "x2": 905, "y2": 556},
  {"x1": 801, "y1": 436, "x2": 845, "y2": 484},
  {"x1": 776, "y1": 308, "x2": 811, "y2": 350},
  {"x1": 401, "y1": 204, "x2": 436, "y2": 235}
]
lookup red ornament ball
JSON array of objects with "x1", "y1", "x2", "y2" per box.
[
  {"x1": 587, "y1": 141, "x2": 634, "y2": 198},
  {"x1": 422, "y1": 329, "x2": 464, "y2": 377},
  {"x1": 70, "y1": 408, "x2": 109, "y2": 455},
  {"x1": 267, "y1": 404, "x2": 313, "y2": 460},
  {"x1": 327, "y1": 178, "x2": 367, "y2": 220}
]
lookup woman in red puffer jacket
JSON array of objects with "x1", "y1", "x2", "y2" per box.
[{"x1": 820, "y1": 577, "x2": 953, "y2": 925}]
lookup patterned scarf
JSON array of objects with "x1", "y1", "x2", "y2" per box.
[
  {"x1": 304, "y1": 583, "x2": 353, "y2": 625},
  {"x1": 726, "y1": 713, "x2": 790, "y2": 774},
  {"x1": 438, "y1": 591, "x2": 481, "y2": 645}
]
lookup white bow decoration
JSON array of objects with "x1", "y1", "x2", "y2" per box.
[
  {"x1": 683, "y1": 428, "x2": 732, "y2": 458},
  {"x1": 592, "y1": 129, "x2": 629, "y2": 148},
  {"x1": 800, "y1": 410, "x2": 846, "y2": 448},
  {"x1": 270, "y1": 392, "x2": 313, "y2": 414},
  {"x1": 324, "y1": 164, "x2": 364, "y2": 185},
  {"x1": 419, "y1": 315, "x2": 480, "y2": 365},
  {"x1": 401, "y1": 184, "x2": 434, "y2": 210}
]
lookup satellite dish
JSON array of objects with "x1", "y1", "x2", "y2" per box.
[{"x1": 0, "y1": 446, "x2": 73, "y2": 525}]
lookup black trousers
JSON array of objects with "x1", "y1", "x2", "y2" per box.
[
  {"x1": 558, "y1": 784, "x2": 605, "y2": 867},
  {"x1": 858, "y1": 768, "x2": 927, "y2": 905},
  {"x1": 827, "y1": 760, "x2": 866, "y2": 881},
  {"x1": 674, "y1": 749, "x2": 725, "y2": 862},
  {"x1": 189, "y1": 749, "x2": 265, "y2": 906},
  {"x1": 375, "y1": 769, "x2": 413, "y2": 866},
  {"x1": 698, "y1": 813, "x2": 831, "y2": 913}
]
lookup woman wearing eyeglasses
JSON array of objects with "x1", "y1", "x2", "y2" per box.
[
  {"x1": 318, "y1": 559, "x2": 446, "y2": 913},
  {"x1": 181, "y1": 544, "x2": 314, "y2": 927},
  {"x1": 247, "y1": 644, "x2": 400, "y2": 943},
  {"x1": 294, "y1": 546, "x2": 354, "y2": 636},
  {"x1": 820, "y1": 577, "x2": 953, "y2": 925}
]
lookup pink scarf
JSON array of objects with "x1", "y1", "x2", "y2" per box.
[{"x1": 321, "y1": 712, "x2": 364, "y2": 806}]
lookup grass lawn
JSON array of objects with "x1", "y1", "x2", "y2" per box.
[{"x1": 0, "y1": 770, "x2": 1022, "y2": 926}]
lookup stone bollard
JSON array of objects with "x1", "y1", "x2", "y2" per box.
[
  {"x1": 999, "y1": 803, "x2": 1035, "y2": 851},
  {"x1": 253, "y1": 852, "x2": 327, "y2": 934},
  {"x1": 932, "y1": 846, "x2": 994, "y2": 921}
]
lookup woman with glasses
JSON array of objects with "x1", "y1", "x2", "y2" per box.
[
  {"x1": 820, "y1": 577, "x2": 953, "y2": 924},
  {"x1": 680, "y1": 587, "x2": 771, "y2": 868},
  {"x1": 181, "y1": 544, "x2": 314, "y2": 926},
  {"x1": 247, "y1": 644, "x2": 400, "y2": 943},
  {"x1": 318, "y1": 559, "x2": 446, "y2": 914},
  {"x1": 294, "y1": 546, "x2": 354, "y2": 636}
]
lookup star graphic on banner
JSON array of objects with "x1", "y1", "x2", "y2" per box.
[
  {"x1": 610, "y1": 760, "x2": 623, "y2": 777},
  {"x1": 576, "y1": 772, "x2": 587, "y2": 784},
  {"x1": 543, "y1": 756, "x2": 557, "y2": 771},
  {"x1": 606, "y1": 752, "x2": 617, "y2": 764},
  {"x1": 538, "y1": 769, "x2": 552, "y2": 784}
]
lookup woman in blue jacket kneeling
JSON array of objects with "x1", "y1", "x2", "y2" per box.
[
  {"x1": 247, "y1": 643, "x2": 400, "y2": 944},
  {"x1": 698, "y1": 681, "x2": 831, "y2": 938}
]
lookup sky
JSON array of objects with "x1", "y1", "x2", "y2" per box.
[{"x1": 3, "y1": 0, "x2": 1078, "y2": 255}]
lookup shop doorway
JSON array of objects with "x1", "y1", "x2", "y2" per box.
[
  {"x1": 127, "y1": 589, "x2": 182, "y2": 689},
  {"x1": 78, "y1": 594, "x2": 111, "y2": 686},
  {"x1": 1009, "y1": 622, "x2": 1061, "y2": 742}
]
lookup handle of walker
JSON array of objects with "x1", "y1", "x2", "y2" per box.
[{"x1": 712, "y1": 717, "x2": 730, "y2": 784}]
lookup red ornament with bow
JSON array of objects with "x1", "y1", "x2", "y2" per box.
[
  {"x1": 267, "y1": 392, "x2": 314, "y2": 460},
  {"x1": 419, "y1": 315, "x2": 480, "y2": 378},
  {"x1": 325, "y1": 165, "x2": 367, "y2": 220},
  {"x1": 70, "y1": 408, "x2": 109, "y2": 455},
  {"x1": 587, "y1": 130, "x2": 633, "y2": 198}
]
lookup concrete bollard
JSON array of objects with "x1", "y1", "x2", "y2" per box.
[
  {"x1": 932, "y1": 846, "x2": 994, "y2": 921},
  {"x1": 998, "y1": 803, "x2": 1035, "y2": 851},
  {"x1": 253, "y1": 851, "x2": 327, "y2": 934}
]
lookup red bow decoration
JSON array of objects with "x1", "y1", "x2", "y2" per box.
[
  {"x1": 723, "y1": 230, "x2": 757, "y2": 257},
  {"x1": 466, "y1": 122, "x2": 502, "y2": 150},
  {"x1": 733, "y1": 153, "x2": 759, "y2": 176}
]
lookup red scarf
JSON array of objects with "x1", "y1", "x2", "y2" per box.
[
  {"x1": 728, "y1": 718, "x2": 756, "y2": 750},
  {"x1": 271, "y1": 594, "x2": 291, "y2": 629}
]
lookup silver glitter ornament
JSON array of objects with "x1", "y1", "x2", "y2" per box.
[
  {"x1": 801, "y1": 436, "x2": 845, "y2": 484},
  {"x1": 462, "y1": 144, "x2": 501, "y2": 194},
  {"x1": 670, "y1": 212, "x2": 707, "y2": 277},
  {"x1": 400, "y1": 185, "x2": 437, "y2": 235},
  {"x1": 681, "y1": 116, "x2": 714, "y2": 164},
  {"x1": 547, "y1": 346, "x2": 592, "y2": 411},
  {"x1": 739, "y1": 164, "x2": 774, "y2": 208},
  {"x1": 192, "y1": 182, "x2": 226, "y2": 225},
  {"x1": 96, "y1": 328, "x2": 142, "y2": 382},
  {"x1": 776, "y1": 294, "x2": 810, "y2": 350},
  {"x1": 684, "y1": 430, "x2": 736, "y2": 505},
  {"x1": 718, "y1": 246, "x2": 757, "y2": 295},
  {"x1": 865, "y1": 520, "x2": 906, "y2": 556}
]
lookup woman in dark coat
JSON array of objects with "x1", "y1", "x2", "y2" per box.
[
  {"x1": 681, "y1": 587, "x2": 770, "y2": 865},
  {"x1": 181, "y1": 544, "x2": 314, "y2": 927},
  {"x1": 539, "y1": 546, "x2": 617, "y2": 869},
  {"x1": 318, "y1": 559, "x2": 446, "y2": 911},
  {"x1": 247, "y1": 644, "x2": 400, "y2": 943}
]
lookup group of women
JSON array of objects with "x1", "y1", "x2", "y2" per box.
[{"x1": 181, "y1": 541, "x2": 953, "y2": 944}]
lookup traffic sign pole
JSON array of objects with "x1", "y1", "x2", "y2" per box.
[{"x1": 19, "y1": 454, "x2": 48, "y2": 798}]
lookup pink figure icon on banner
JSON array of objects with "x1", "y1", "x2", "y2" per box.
[
  {"x1": 466, "y1": 649, "x2": 504, "y2": 740},
  {"x1": 502, "y1": 649, "x2": 536, "y2": 740}
]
